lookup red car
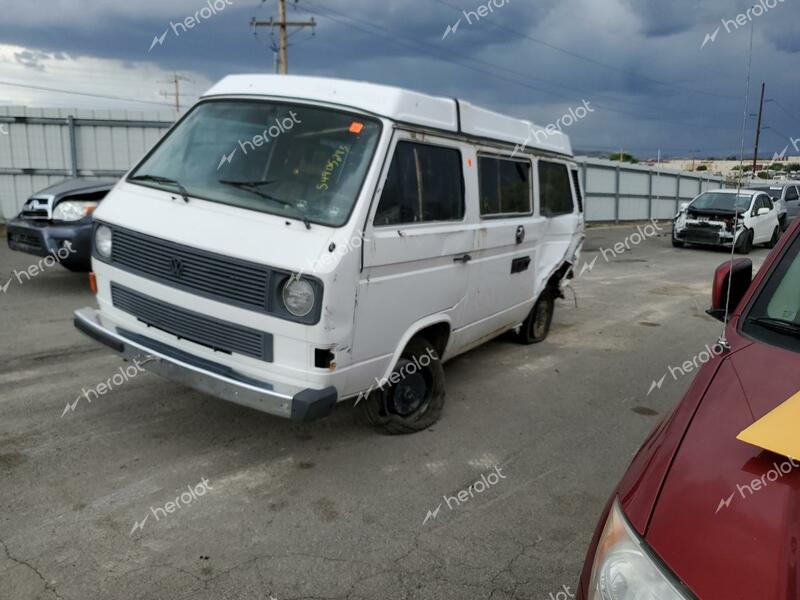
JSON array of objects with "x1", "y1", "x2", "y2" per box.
[{"x1": 577, "y1": 217, "x2": 800, "y2": 600}]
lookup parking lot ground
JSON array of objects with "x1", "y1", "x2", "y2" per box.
[{"x1": 0, "y1": 223, "x2": 772, "y2": 600}]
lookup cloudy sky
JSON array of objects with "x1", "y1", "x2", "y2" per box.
[{"x1": 0, "y1": 0, "x2": 798, "y2": 159}]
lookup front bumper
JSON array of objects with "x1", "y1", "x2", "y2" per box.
[
  {"x1": 73, "y1": 307, "x2": 337, "y2": 422},
  {"x1": 673, "y1": 223, "x2": 741, "y2": 247},
  {"x1": 6, "y1": 217, "x2": 92, "y2": 271}
]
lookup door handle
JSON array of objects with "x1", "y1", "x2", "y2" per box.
[
  {"x1": 515, "y1": 225, "x2": 526, "y2": 244},
  {"x1": 453, "y1": 254, "x2": 472, "y2": 264}
]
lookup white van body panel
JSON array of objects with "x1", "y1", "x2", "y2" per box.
[{"x1": 77, "y1": 75, "x2": 584, "y2": 420}]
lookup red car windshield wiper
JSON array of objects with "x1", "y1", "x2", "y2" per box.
[{"x1": 748, "y1": 316, "x2": 800, "y2": 338}]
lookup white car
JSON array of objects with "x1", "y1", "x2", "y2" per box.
[
  {"x1": 672, "y1": 189, "x2": 781, "y2": 254},
  {"x1": 73, "y1": 75, "x2": 584, "y2": 434}
]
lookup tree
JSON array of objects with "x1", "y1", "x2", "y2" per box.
[
  {"x1": 757, "y1": 171, "x2": 772, "y2": 179},
  {"x1": 696, "y1": 165, "x2": 708, "y2": 171},
  {"x1": 785, "y1": 163, "x2": 800, "y2": 172},
  {"x1": 608, "y1": 152, "x2": 638, "y2": 163},
  {"x1": 768, "y1": 163, "x2": 784, "y2": 172}
]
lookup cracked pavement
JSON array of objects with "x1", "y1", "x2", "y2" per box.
[{"x1": 0, "y1": 225, "x2": 771, "y2": 599}]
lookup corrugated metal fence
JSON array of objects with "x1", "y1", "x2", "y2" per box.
[
  {"x1": 0, "y1": 106, "x2": 174, "y2": 221},
  {"x1": 576, "y1": 158, "x2": 726, "y2": 222},
  {"x1": 0, "y1": 106, "x2": 725, "y2": 222}
]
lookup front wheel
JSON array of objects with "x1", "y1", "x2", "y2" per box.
[
  {"x1": 735, "y1": 229, "x2": 753, "y2": 255},
  {"x1": 671, "y1": 237, "x2": 685, "y2": 248},
  {"x1": 358, "y1": 337, "x2": 445, "y2": 435},
  {"x1": 766, "y1": 226, "x2": 780, "y2": 249},
  {"x1": 516, "y1": 289, "x2": 555, "y2": 344}
]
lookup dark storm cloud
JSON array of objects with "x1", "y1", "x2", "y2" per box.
[{"x1": 0, "y1": 0, "x2": 798, "y2": 158}]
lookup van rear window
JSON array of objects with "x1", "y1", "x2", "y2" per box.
[
  {"x1": 478, "y1": 156, "x2": 531, "y2": 217},
  {"x1": 539, "y1": 161, "x2": 574, "y2": 217},
  {"x1": 374, "y1": 142, "x2": 464, "y2": 225}
]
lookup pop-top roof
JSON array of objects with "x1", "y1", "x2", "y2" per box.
[{"x1": 202, "y1": 74, "x2": 572, "y2": 157}]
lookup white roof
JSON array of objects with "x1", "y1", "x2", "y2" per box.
[{"x1": 202, "y1": 75, "x2": 572, "y2": 157}]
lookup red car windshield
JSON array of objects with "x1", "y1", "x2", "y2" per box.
[{"x1": 741, "y1": 231, "x2": 800, "y2": 352}]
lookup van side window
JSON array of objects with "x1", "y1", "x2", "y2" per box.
[
  {"x1": 374, "y1": 141, "x2": 464, "y2": 225},
  {"x1": 570, "y1": 169, "x2": 584, "y2": 213},
  {"x1": 478, "y1": 156, "x2": 531, "y2": 216},
  {"x1": 539, "y1": 161, "x2": 574, "y2": 217}
]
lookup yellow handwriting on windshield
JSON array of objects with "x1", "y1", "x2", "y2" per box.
[{"x1": 317, "y1": 145, "x2": 350, "y2": 191}]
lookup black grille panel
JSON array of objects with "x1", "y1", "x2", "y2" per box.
[
  {"x1": 111, "y1": 228, "x2": 271, "y2": 312},
  {"x1": 9, "y1": 231, "x2": 43, "y2": 250},
  {"x1": 685, "y1": 226, "x2": 722, "y2": 244},
  {"x1": 111, "y1": 283, "x2": 272, "y2": 362}
]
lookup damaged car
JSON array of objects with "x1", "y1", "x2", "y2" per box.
[
  {"x1": 6, "y1": 178, "x2": 117, "y2": 272},
  {"x1": 672, "y1": 189, "x2": 780, "y2": 254}
]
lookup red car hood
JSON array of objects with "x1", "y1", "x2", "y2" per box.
[{"x1": 646, "y1": 341, "x2": 800, "y2": 600}]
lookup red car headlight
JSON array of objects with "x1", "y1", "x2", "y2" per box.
[{"x1": 587, "y1": 499, "x2": 691, "y2": 600}]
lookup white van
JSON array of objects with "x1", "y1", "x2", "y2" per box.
[{"x1": 74, "y1": 75, "x2": 585, "y2": 433}]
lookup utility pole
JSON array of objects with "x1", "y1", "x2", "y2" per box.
[
  {"x1": 752, "y1": 82, "x2": 765, "y2": 174},
  {"x1": 251, "y1": 0, "x2": 316, "y2": 74},
  {"x1": 161, "y1": 73, "x2": 192, "y2": 113}
]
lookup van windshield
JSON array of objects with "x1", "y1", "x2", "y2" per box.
[{"x1": 128, "y1": 100, "x2": 382, "y2": 227}]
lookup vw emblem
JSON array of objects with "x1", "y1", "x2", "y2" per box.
[{"x1": 169, "y1": 257, "x2": 184, "y2": 277}]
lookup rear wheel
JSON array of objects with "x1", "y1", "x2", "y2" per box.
[
  {"x1": 516, "y1": 289, "x2": 555, "y2": 344},
  {"x1": 766, "y1": 226, "x2": 780, "y2": 249},
  {"x1": 735, "y1": 229, "x2": 753, "y2": 255},
  {"x1": 358, "y1": 337, "x2": 445, "y2": 435}
]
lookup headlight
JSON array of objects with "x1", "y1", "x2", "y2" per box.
[
  {"x1": 282, "y1": 277, "x2": 315, "y2": 317},
  {"x1": 53, "y1": 201, "x2": 98, "y2": 221},
  {"x1": 95, "y1": 225, "x2": 113, "y2": 259},
  {"x1": 588, "y1": 500, "x2": 689, "y2": 600}
]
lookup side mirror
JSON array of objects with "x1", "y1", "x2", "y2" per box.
[
  {"x1": 708, "y1": 258, "x2": 753, "y2": 322},
  {"x1": 757, "y1": 207, "x2": 770, "y2": 216}
]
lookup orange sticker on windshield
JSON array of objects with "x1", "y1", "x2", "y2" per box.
[{"x1": 349, "y1": 121, "x2": 364, "y2": 134}]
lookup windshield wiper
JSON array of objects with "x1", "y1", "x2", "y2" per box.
[
  {"x1": 130, "y1": 174, "x2": 190, "y2": 203},
  {"x1": 748, "y1": 316, "x2": 800, "y2": 338},
  {"x1": 218, "y1": 179, "x2": 311, "y2": 229}
]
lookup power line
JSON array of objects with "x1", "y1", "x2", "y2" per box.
[
  {"x1": 251, "y1": 0, "x2": 316, "y2": 74},
  {"x1": 302, "y1": 0, "x2": 738, "y2": 133},
  {"x1": 431, "y1": 0, "x2": 739, "y2": 101},
  {"x1": 0, "y1": 80, "x2": 186, "y2": 109}
]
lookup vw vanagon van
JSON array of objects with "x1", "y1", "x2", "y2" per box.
[{"x1": 74, "y1": 75, "x2": 585, "y2": 434}]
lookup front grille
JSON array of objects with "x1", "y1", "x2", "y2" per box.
[
  {"x1": 21, "y1": 198, "x2": 51, "y2": 220},
  {"x1": 685, "y1": 226, "x2": 722, "y2": 244},
  {"x1": 111, "y1": 283, "x2": 273, "y2": 362},
  {"x1": 9, "y1": 231, "x2": 43, "y2": 250},
  {"x1": 111, "y1": 227, "x2": 271, "y2": 313}
]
